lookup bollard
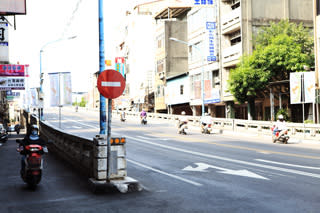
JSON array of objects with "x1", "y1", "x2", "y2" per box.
[{"x1": 89, "y1": 135, "x2": 142, "y2": 193}]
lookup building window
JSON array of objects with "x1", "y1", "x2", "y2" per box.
[
  {"x1": 157, "y1": 59, "x2": 164, "y2": 73},
  {"x1": 317, "y1": 0, "x2": 320, "y2": 15},
  {"x1": 212, "y1": 70, "x2": 219, "y2": 87},
  {"x1": 157, "y1": 85, "x2": 161, "y2": 97},
  {"x1": 231, "y1": 0, "x2": 240, "y2": 10},
  {"x1": 157, "y1": 34, "x2": 164, "y2": 49},
  {"x1": 230, "y1": 30, "x2": 241, "y2": 46},
  {"x1": 180, "y1": 85, "x2": 184, "y2": 95}
]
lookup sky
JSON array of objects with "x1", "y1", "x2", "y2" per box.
[{"x1": 8, "y1": 0, "x2": 147, "y2": 92}]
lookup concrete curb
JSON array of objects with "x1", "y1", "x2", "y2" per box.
[{"x1": 88, "y1": 177, "x2": 143, "y2": 193}]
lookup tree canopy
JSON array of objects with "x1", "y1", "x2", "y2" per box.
[{"x1": 228, "y1": 20, "x2": 314, "y2": 104}]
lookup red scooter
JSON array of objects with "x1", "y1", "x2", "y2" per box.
[{"x1": 17, "y1": 140, "x2": 48, "y2": 188}]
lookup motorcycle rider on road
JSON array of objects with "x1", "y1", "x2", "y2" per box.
[
  {"x1": 140, "y1": 109, "x2": 147, "y2": 123},
  {"x1": 120, "y1": 110, "x2": 126, "y2": 122},
  {"x1": 177, "y1": 111, "x2": 188, "y2": 134},
  {"x1": 17, "y1": 125, "x2": 46, "y2": 174},
  {"x1": 273, "y1": 115, "x2": 288, "y2": 139},
  {"x1": 200, "y1": 113, "x2": 213, "y2": 132}
]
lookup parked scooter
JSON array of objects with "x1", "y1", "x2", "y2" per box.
[
  {"x1": 201, "y1": 123, "x2": 212, "y2": 134},
  {"x1": 16, "y1": 139, "x2": 48, "y2": 188},
  {"x1": 271, "y1": 126, "x2": 289, "y2": 144}
]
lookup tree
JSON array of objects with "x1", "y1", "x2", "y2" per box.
[
  {"x1": 228, "y1": 20, "x2": 314, "y2": 120},
  {"x1": 228, "y1": 55, "x2": 269, "y2": 119}
]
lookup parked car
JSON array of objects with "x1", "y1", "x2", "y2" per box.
[
  {"x1": 0, "y1": 124, "x2": 8, "y2": 142},
  {"x1": 6, "y1": 125, "x2": 15, "y2": 133}
]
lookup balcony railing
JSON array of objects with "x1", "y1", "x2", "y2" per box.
[
  {"x1": 222, "y1": 43, "x2": 242, "y2": 65},
  {"x1": 221, "y1": 8, "x2": 241, "y2": 34}
]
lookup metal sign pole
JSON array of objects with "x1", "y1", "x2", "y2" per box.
[
  {"x1": 107, "y1": 99, "x2": 112, "y2": 181},
  {"x1": 99, "y1": 0, "x2": 106, "y2": 135}
]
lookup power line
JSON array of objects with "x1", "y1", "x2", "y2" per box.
[{"x1": 61, "y1": 0, "x2": 84, "y2": 38}]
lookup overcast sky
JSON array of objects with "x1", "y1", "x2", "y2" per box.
[{"x1": 8, "y1": 0, "x2": 144, "y2": 92}]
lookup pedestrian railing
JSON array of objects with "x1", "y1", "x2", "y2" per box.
[{"x1": 114, "y1": 111, "x2": 320, "y2": 141}]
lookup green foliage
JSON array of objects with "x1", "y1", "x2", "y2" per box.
[
  {"x1": 228, "y1": 55, "x2": 269, "y2": 103},
  {"x1": 253, "y1": 34, "x2": 310, "y2": 81},
  {"x1": 79, "y1": 97, "x2": 87, "y2": 107},
  {"x1": 254, "y1": 20, "x2": 314, "y2": 55},
  {"x1": 276, "y1": 108, "x2": 289, "y2": 121},
  {"x1": 228, "y1": 20, "x2": 314, "y2": 105},
  {"x1": 304, "y1": 119, "x2": 314, "y2": 124},
  {"x1": 73, "y1": 97, "x2": 87, "y2": 107}
]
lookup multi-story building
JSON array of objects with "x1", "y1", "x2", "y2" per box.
[
  {"x1": 187, "y1": 6, "x2": 220, "y2": 116},
  {"x1": 219, "y1": 0, "x2": 313, "y2": 120},
  {"x1": 117, "y1": 0, "x2": 188, "y2": 112},
  {"x1": 154, "y1": 7, "x2": 191, "y2": 114}
]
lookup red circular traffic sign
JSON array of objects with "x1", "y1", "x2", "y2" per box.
[{"x1": 97, "y1": 69, "x2": 125, "y2": 99}]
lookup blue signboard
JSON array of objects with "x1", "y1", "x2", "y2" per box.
[
  {"x1": 207, "y1": 22, "x2": 217, "y2": 62},
  {"x1": 194, "y1": 0, "x2": 214, "y2": 5}
]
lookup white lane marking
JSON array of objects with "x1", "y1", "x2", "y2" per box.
[
  {"x1": 136, "y1": 136, "x2": 152, "y2": 140},
  {"x1": 256, "y1": 159, "x2": 320, "y2": 170},
  {"x1": 183, "y1": 162, "x2": 269, "y2": 180},
  {"x1": 64, "y1": 119, "x2": 98, "y2": 129},
  {"x1": 72, "y1": 126, "x2": 82, "y2": 129},
  {"x1": 126, "y1": 136, "x2": 320, "y2": 179},
  {"x1": 102, "y1": 81, "x2": 121, "y2": 87},
  {"x1": 127, "y1": 159, "x2": 202, "y2": 187}
]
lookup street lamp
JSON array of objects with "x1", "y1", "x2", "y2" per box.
[
  {"x1": 39, "y1": 36, "x2": 77, "y2": 120},
  {"x1": 169, "y1": 37, "x2": 205, "y2": 116}
]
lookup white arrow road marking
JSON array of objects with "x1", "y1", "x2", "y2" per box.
[
  {"x1": 126, "y1": 136, "x2": 320, "y2": 179},
  {"x1": 101, "y1": 81, "x2": 121, "y2": 87},
  {"x1": 183, "y1": 163, "x2": 269, "y2": 180},
  {"x1": 128, "y1": 159, "x2": 202, "y2": 187},
  {"x1": 256, "y1": 159, "x2": 320, "y2": 170}
]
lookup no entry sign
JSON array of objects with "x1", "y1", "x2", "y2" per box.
[{"x1": 97, "y1": 69, "x2": 125, "y2": 99}]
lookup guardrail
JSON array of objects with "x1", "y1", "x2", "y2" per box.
[
  {"x1": 40, "y1": 121, "x2": 94, "y2": 177},
  {"x1": 23, "y1": 111, "x2": 140, "y2": 193},
  {"x1": 114, "y1": 110, "x2": 320, "y2": 141}
]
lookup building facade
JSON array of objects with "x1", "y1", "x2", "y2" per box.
[{"x1": 219, "y1": 0, "x2": 313, "y2": 120}]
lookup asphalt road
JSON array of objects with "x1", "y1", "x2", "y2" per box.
[{"x1": 1, "y1": 107, "x2": 319, "y2": 213}]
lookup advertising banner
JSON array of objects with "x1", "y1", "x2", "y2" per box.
[
  {"x1": 0, "y1": 77, "x2": 24, "y2": 90},
  {"x1": 48, "y1": 72, "x2": 72, "y2": 107},
  {"x1": 0, "y1": 64, "x2": 25, "y2": 76},
  {"x1": 290, "y1": 72, "x2": 302, "y2": 104},
  {"x1": 115, "y1": 57, "x2": 125, "y2": 77},
  {"x1": 60, "y1": 72, "x2": 72, "y2": 106},
  {"x1": 48, "y1": 73, "x2": 59, "y2": 107},
  {"x1": 303, "y1": 72, "x2": 315, "y2": 103},
  {"x1": 0, "y1": 0, "x2": 26, "y2": 15},
  {"x1": 30, "y1": 88, "x2": 38, "y2": 107}
]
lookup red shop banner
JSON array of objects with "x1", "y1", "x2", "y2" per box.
[{"x1": 0, "y1": 64, "x2": 25, "y2": 77}]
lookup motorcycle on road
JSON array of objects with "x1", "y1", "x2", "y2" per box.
[
  {"x1": 271, "y1": 126, "x2": 289, "y2": 144},
  {"x1": 201, "y1": 123, "x2": 212, "y2": 134},
  {"x1": 16, "y1": 139, "x2": 48, "y2": 188}
]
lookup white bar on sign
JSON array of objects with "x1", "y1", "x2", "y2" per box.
[{"x1": 101, "y1": 81, "x2": 121, "y2": 87}]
